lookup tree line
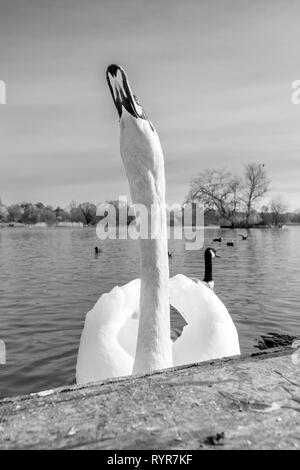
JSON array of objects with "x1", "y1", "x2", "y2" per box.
[
  {"x1": 186, "y1": 163, "x2": 299, "y2": 227},
  {"x1": 1, "y1": 164, "x2": 298, "y2": 228},
  {"x1": 0, "y1": 199, "x2": 135, "y2": 226}
]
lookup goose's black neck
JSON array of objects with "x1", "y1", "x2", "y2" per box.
[{"x1": 203, "y1": 250, "x2": 213, "y2": 283}]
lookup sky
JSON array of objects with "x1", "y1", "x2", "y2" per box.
[{"x1": 0, "y1": 0, "x2": 299, "y2": 210}]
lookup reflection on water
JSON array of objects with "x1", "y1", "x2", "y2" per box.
[{"x1": 0, "y1": 226, "x2": 299, "y2": 397}]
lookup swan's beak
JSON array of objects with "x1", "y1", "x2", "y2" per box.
[{"x1": 106, "y1": 64, "x2": 145, "y2": 120}]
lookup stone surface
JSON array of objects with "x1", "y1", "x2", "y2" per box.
[{"x1": 0, "y1": 347, "x2": 299, "y2": 450}]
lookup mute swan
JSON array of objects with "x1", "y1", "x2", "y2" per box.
[
  {"x1": 76, "y1": 64, "x2": 240, "y2": 385},
  {"x1": 76, "y1": 63, "x2": 172, "y2": 383}
]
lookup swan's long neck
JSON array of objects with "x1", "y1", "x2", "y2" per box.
[
  {"x1": 120, "y1": 116, "x2": 172, "y2": 374},
  {"x1": 106, "y1": 64, "x2": 172, "y2": 374},
  {"x1": 133, "y1": 180, "x2": 172, "y2": 374}
]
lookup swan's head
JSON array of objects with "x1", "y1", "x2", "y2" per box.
[
  {"x1": 106, "y1": 64, "x2": 165, "y2": 204},
  {"x1": 106, "y1": 65, "x2": 148, "y2": 122}
]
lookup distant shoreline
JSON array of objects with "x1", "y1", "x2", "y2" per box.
[{"x1": 1, "y1": 223, "x2": 299, "y2": 230}]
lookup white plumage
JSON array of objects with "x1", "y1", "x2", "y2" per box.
[
  {"x1": 76, "y1": 280, "x2": 139, "y2": 383},
  {"x1": 76, "y1": 64, "x2": 240, "y2": 385},
  {"x1": 76, "y1": 274, "x2": 240, "y2": 383},
  {"x1": 170, "y1": 275, "x2": 240, "y2": 366}
]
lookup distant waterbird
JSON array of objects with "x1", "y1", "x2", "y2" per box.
[
  {"x1": 227, "y1": 241, "x2": 234, "y2": 247},
  {"x1": 238, "y1": 234, "x2": 248, "y2": 240},
  {"x1": 191, "y1": 247, "x2": 220, "y2": 291},
  {"x1": 213, "y1": 237, "x2": 223, "y2": 242},
  {"x1": 202, "y1": 247, "x2": 220, "y2": 291},
  {"x1": 94, "y1": 246, "x2": 102, "y2": 255}
]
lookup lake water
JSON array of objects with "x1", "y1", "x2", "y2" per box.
[{"x1": 0, "y1": 225, "x2": 299, "y2": 398}]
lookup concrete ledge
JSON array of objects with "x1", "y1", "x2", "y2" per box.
[{"x1": 0, "y1": 347, "x2": 299, "y2": 449}]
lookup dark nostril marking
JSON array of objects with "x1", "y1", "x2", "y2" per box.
[{"x1": 149, "y1": 120, "x2": 156, "y2": 133}]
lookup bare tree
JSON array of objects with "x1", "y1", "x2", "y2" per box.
[
  {"x1": 79, "y1": 202, "x2": 97, "y2": 225},
  {"x1": 0, "y1": 197, "x2": 7, "y2": 222},
  {"x1": 270, "y1": 196, "x2": 288, "y2": 226},
  {"x1": 186, "y1": 169, "x2": 243, "y2": 227},
  {"x1": 243, "y1": 163, "x2": 270, "y2": 227}
]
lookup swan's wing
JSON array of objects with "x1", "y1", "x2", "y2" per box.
[
  {"x1": 76, "y1": 279, "x2": 140, "y2": 384},
  {"x1": 117, "y1": 282, "x2": 188, "y2": 351},
  {"x1": 169, "y1": 274, "x2": 240, "y2": 366},
  {"x1": 117, "y1": 279, "x2": 141, "y2": 357}
]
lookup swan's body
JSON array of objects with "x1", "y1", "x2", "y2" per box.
[
  {"x1": 76, "y1": 271, "x2": 240, "y2": 383},
  {"x1": 76, "y1": 64, "x2": 240, "y2": 385}
]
